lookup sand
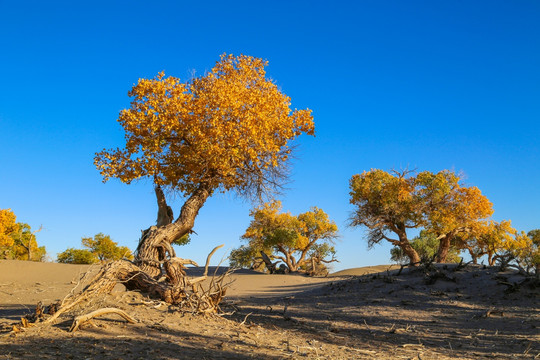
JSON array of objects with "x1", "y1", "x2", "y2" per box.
[{"x1": 0, "y1": 260, "x2": 538, "y2": 359}]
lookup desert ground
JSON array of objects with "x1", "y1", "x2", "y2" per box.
[{"x1": 0, "y1": 260, "x2": 538, "y2": 359}]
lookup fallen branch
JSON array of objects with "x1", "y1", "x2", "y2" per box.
[{"x1": 69, "y1": 307, "x2": 137, "y2": 332}]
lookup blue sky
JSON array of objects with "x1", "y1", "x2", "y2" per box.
[{"x1": 1, "y1": 1, "x2": 539, "y2": 270}]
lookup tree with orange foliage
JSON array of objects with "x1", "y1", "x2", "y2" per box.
[
  {"x1": 417, "y1": 171, "x2": 494, "y2": 262},
  {"x1": 230, "y1": 201, "x2": 338, "y2": 273},
  {"x1": 92, "y1": 54, "x2": 314, "y2": 304},
  {"x1": 349, "y1": 169, "x2": 503, "y2": 265},
  {"x1": 349, "y1": 169, "x2": 424, "y2": 264},
  {"x1": 0, "y1": 209, "x2": 19, "y2": 257},
  {"x1": 503, "y1": 229, "x2": 539, "y2": 276},
  {"x1": 457, "y1": 220, "x2": 515, "y2": 265}
]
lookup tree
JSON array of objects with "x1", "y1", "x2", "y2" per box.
[
  {"x1": 81, "y1": 233, "x2": 133, "y2": 262},
  {"x1": 505, "y1": 229, "x2": 540, "y2": 275},
  {"x1": 10, "y1": 223, "x2": 46, "y2": 261},
  {"x1": 1, "y1": 211, "x2": 46, "y2": 261},
  {"x1": 0, "y1": 209, "x2": 19, "y2": 256},
  {"x1": 57, "y1": 248, "x2": 98, "y2": 264},
  {"x1": 349, "y1": 169, "x2": 424, "y2": 264},
  {"x1": 417, "y1": 171, "x2": 494, "y2": 262},
  {"x1": 57, "y1": 233, "x2": 134, "y2": 264},
  {"x1": 458, "y1": 220, "x2": 515, "y2": 265},
  {"x1": 349, "y1": 169, "x2": 503, "y2": 265},
  {"x1": 230, "y1": 201, "x2": 338, "y2": 273},
  {"x1": 78, "y1": 54, "x2": 314, "y2": 307},
  {"x1": 390, "y1": 230, "x2": 462, "y2": 265}
]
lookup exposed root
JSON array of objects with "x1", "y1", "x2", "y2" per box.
[
  {"x1": 17, "y1": 244, "x2": 230, "y2": 333},
  {"x1": 69, "y1": 308, "x2": 137, "y2": 332}
]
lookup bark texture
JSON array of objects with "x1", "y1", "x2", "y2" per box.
[{"x1": 436, "y1": 235, "x2": 452, "y2": 263}]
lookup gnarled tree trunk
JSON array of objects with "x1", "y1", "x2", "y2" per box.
[
  {"x1": 136, "y1": 183, "x2": 211, "y2": 279},
  {"x1": 395, "y1": 227, "x2": 421, "y2": 265},
  {"x1": 29, "y1": 182, "x2": 225, "y2": 329},
  {"x1": 436, "y1": 235, "x2": 452, "y2": 263}
]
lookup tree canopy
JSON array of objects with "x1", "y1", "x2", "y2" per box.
[
  {"x1": 95, "y1": 54, "x2": 314, "y2": 201},
  {"x1": 57, "y1": 248, "x2": 98, "y2": 265},
  {"x1": 230, "y1": 201, "x2": 338, "y2": 273}
]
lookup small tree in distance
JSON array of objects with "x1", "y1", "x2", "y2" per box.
[
  {"x1": 0, "y1": 209, "x2": 46, "y2": 261},
  {"x1": 0, "y1": 209, "x2": 19, "y2": 257},
  {"x1": 230, "y1": 201, "x2": 338, "y2": 274},
  {"x1": 57, "y1": 233, "x2": 133, "y2": 264},
  {"x1": 57, "y1": 248, "x2": 99, "y2": 264},
  {"x1": 11, "y1": 223, "x2": 46, "y2": 261}
]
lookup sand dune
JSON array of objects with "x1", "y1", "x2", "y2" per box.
[{"x1": 0, "y1": 260, "x2": 538, "y2": 359}]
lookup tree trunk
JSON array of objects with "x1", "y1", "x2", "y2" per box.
[
  {"x1": 488, "y1": 252, "x2": 495, "y2": 266},
  {"x1": 395, "y1": 229, "x2": 420, "y2": 265},
  {"x1": 436, "y1": 235, "x2": 452, "y2": 263},
  {"x1": 136, "y1": 183, "x2": 211, "y2": 278},
  {"x1": 29, "y1": 182, "x2": 227, "y2": 326},
  {"x1": 401, "y1": 241, "x2": 421, "y2": 265}
]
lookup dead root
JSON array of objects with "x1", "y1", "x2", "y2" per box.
[
  {"x1": 13, "y1": 244, "x2": 230, "y2": 334},
  {"x1": 69, "y1": 308, "x2": 137, "y2": 332}
]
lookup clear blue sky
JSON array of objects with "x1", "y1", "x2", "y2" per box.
[{"x1": 1, "y1": 1, "x2": 539, "y2": 270}]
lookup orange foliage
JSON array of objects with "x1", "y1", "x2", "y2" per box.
[
  {"x1": 0, "y1": 209, "x2": 19, "y2": 248},
  {"x1": 349, "y1": 169, "x2": 502, "y2": 264},
  {"x1": 95, "y1": 54, "x2": 314, "y2": 198},
  {"x1": 234, "y1": 201, "x2": 338, "y2": 272}
]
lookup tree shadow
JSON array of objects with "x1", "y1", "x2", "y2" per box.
[{"x1": 225, "y1": 265, "x2": 539, "y2": 358}]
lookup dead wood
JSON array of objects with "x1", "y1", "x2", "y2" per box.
[
  {"x1": 260, "y1": 251, "x2": 279, "y2": 274},
  {"x1": 69, "y1": 307, "x2": 137, "y2": 332},
  {"x1": 21, "y1": 244, "x2": 229, "y2": 333}
]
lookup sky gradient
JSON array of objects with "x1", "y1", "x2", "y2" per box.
[{"x1": 1, "y1": 1, "x2": 539, "y2": 270}]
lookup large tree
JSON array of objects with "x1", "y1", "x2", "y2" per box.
[
  {"x1": 349, "y1": 169, "x2": 499, "y2": 265},
  {"x1": 89, "y1": 54, "x2": 314, "y2": 306},
  {"x1": 349, "y1": 169, "x2": 424, "y2": 264},
  {"x1": 230, "y1": 201, "x2": 338, "y2": 273}
]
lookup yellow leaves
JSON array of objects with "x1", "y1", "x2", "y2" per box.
[
  {"x1": 349, "y1": 169, "x2": 422, "y2": 230},
  {"x1": 242, "y1": 201, "x2": 338, "y2": 253},
  {"x1": 505, "y1": 230, "x2": 540, "y2": 270},
  {"x1": 0, "y1": 209, "x2": 18, "y2": 248},
  {"x1": 95, "y1": 54, "x2": 314, "y2": 198}
]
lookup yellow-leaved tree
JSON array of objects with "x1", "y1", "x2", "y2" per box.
[
  {"x1": 504, "y1": 229, "x2": 539, "y2": 276},
  {"x1": 417, "y1": 171, "x2": 494, "y2": 262},
  {"x1": 349, "y1": 169, "x2": 425, "y2": 264},
  {"x1": 457, "y1": 220, "x2": 515, "y2": 265},
  {"x1": 230, "y1": 201, "x2": 338, "y2": 274},
  {"x1": 349, "y1": 169, "x2": 506, "y2": 265},
  {"x1": 0, "y1": 209, "x2": 19, "y2": 253},
  {"x1": 92, "y1": 54, "x2": 314, "y2": 304}
]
